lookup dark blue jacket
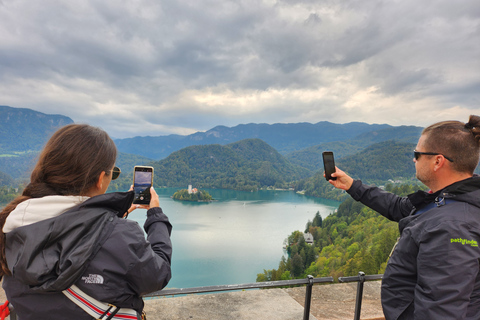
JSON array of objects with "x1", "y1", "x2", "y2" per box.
[
  {"x1": 348, "y1": 176, "x2": 480, "y2": 320},
  {"x1": 3, "y1": 191, "x2": 172, "y2": 320}
]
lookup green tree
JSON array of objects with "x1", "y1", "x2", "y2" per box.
[
  {"x1": 291, "y1": 253, "x2": 304, "y2": 277},
  {"x1": 312, "y1": 211, "x2": 322, "y2": 227}
]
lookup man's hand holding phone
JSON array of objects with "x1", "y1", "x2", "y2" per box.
[
  {"x1": 322, "y1": 151, "x2": 354, "y2": 191},
  {"x1": 325, "y1": 167, "x2": 354, "y2": 191}
]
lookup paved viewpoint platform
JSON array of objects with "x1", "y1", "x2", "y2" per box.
[
  {"x1": 143, "y1": 281, "x2": 384, "y2": 320},
  {"x1": 1, "y1": 281, "x2": 384, "y2": 320},
  {"x1": 145, "y1": 288, "x2": 315, "y2": 320}
]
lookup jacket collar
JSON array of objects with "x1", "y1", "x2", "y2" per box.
[
  {"x1": 408, "y1": 175, "x2": 480, "y2": 210},
  {"x1": 77, "y1": 191, "x2": 134, "y2": 217}
]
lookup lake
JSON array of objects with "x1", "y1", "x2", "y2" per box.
[{"x1": 127, "y1": 188, "x2": 340, "y2": 290}]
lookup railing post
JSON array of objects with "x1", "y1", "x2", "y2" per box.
[
  {"x1": 9, "y1": 303, "x2": 17, "y2": 320},
  {"x1": 303, "y1": 275, "x2": 314, "y2": 320},
  {"x1": 354, "y1": 271, "x2": 365, "y2": 320}
]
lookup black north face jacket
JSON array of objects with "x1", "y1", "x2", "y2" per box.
[
  {"x1": 348, "y1": 176, "x2": 480, "y2": 320},
  {"x1": 2, "y1": 191, "x2": 172, "y2": 320}
]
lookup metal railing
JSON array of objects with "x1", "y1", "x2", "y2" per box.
[
  {"x1": 145, "y1": 275, "x2": 335, "y2": 320},
  {"x1": 339, "y1": 272, "x2": 384, "y2": 320},
  {"x1": 7, "y1": 273, "x2": 383, "y2": 320},
  {"x1": 8, "y1": 304, "x2": 16, "y2": 320}
]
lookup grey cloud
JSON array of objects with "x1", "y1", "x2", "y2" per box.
[
  {"x1": 0, "y1": 0, "x2": 479, "y2": 137},
  {"x1": 430, "y1": 81, "x2": 480, "y2": 107},
  {"x1": 365, "y1": 62, "x2": 442, "y2": 95}
]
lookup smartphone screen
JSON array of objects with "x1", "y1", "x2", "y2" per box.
[
  {"x1": 133, "y1": 166, "x2": 153, "y2": 204},
  {"x1": 322, "y1": 151, "x2": 336, "y2": 181}
]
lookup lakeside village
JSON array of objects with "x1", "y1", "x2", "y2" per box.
[{"x1": 172, "y1": 185, "x2": 214, "y2": 202}]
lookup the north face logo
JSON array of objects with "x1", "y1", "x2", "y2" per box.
[{"x1": 82, "y1": 274, "x2": 104, "y2": 284}]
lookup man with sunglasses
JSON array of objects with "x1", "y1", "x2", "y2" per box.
[{"x1": 327, "y1": 115, "x2": 480, "y2": 320}]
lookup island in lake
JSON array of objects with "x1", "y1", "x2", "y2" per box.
[{"x1": 172, "y1": 185, "x2": 213, "y2": 202}]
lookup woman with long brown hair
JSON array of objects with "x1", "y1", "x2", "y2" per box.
[{"x1": 0, "y1": 124, "x2": 172, "y2": 320}]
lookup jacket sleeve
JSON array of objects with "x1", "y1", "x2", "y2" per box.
[
  {"x1": 347, "y1": 180, "x2": 413, "y2": 222},
  {"x1": 414, "y1": 219, "x2": 479, "y2": 319},
  {"x1": 125, "y1": 207, "x2": 172, "y2": 296}
]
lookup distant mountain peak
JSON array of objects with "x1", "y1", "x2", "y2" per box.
[
  {"x1": 114, "y1": 121, "x2": 399, "y2": 159},
  {"x1": 0, "y1": 105, "x2": 74, "y2": 152}
]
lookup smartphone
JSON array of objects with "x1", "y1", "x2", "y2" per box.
[
  {"x1": 322, "y1": 151, "x2": 336, "y2": 181},
  {"x1": 133, "y1": 166, "x2": 154, "y2": 205}
]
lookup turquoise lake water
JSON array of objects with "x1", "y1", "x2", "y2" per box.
[{"x1": 126, "y1": 188, "x2": 340, "y2": 290}]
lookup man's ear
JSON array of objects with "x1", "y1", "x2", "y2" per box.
[
  {"x1": 96, "y1": 171, "x2": 106, "y2": 190},
  {"x1": 433, "y1": 155, "x2": 446, "y2": 172}
]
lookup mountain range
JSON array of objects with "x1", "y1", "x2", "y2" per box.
[
  {"x1": 113, "y1": 122, "x2": 401, "y2": 159},
  {"x1": 1, "y1": 105, "x2": 430, "y2": 190}
]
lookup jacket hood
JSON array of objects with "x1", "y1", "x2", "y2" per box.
[
  {"x1": 5, "y1": 191, "x2": 134, "y2": 292},
  {"x1": 3, "y1": 195, "x2": 89, "y2": 233}
]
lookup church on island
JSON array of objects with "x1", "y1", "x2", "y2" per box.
[
  {"x1": 188, "y1": 185, "x2": 198, "y2": 194},
  {"x1": 172, "y1": 186, "x2": 213, "y2": 202}
]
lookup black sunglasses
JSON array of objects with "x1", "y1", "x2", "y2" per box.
[
  {"x1": 413, "y1": 151, "x2": 454, "y2": 162},
  {"x1": 111, "y1": 166, "x2": 121, "y2": 180}
]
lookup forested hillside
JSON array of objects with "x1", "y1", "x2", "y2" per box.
[
  {"x1": 0, "y1": 152, "x2": 38, "y2": 181},
  {"x1": 0, "y1": 105, "x2": 73, "y2": 152},
  {"x1": 0, "y1": 106, "x2": 73, "y2": 182},
  {"x1": 338, "y1": 140, "x2": 417, "y2": 182},
  {"x1": 294, "y1": 140, "x2": 419, "y2": 200},
  {"x1": 286, "y1": 141, "x2": 363, "y2": 173},
  {"x1": 352, "y1": 125, "x2": 423, "y2": 146},
  {"x1": 0, "y1": 186, "x2": 20, "y2": 204},
  {"x1": 257, "y1": 183, "x2": 427, "y2": 282},
  {"x1": 148, "y1": 139, "x2": 311, "y2": 191},
  {"x1": 0, "y1": 171, "x2": 14, "y2": 186},
  {"x1": 106, "y1": 153, "x2": 155, "y2": 192},
  {"x1": 286, "y1": 126, "x2": 422, "y2": 172}
]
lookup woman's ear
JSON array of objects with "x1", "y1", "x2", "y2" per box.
[
  {"x1": 85, "y1": 171, "x2": 108, "y2": 197},
  {"x1": 95, "y1": 171, "x2": 106, "y2": 190}
]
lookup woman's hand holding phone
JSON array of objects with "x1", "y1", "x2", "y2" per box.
[
  {"x1": 147, "y1": 187, "x2": 159, "y2": 208},
  {"x1": 125, "y1": 186, "x2": 160, "y2": 218}
]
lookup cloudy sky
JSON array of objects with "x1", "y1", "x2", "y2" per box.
[{"x1": 1, "y1": 0, "x2": 479, "y2": 138}]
